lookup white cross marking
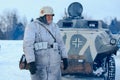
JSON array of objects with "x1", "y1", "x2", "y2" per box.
[{"x1": 72, "y1": 38, "x2": 83, "y2": 48}]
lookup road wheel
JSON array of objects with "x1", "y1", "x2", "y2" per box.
[{"x1": 103, "y1": 56, "x2": 115, "y2": 80}]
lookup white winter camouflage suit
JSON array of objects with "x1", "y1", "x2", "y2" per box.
[{"x1": 23, "y1": 20, "x2": 68, "y2": 80}]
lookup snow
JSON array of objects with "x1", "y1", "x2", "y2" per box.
[
  {"x1": 0, "y1": 40, "x2": 30, "y2": 80},
  {"x1": 0, "y1": 40, "x2": 120, "y2": 80},
  {"x1": 115, "y1": 49, "x2": 120, "y2": 80}
]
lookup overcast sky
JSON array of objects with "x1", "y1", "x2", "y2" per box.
[{"x1": 0, "y1": 0, "x2": 120, "y2": 23}]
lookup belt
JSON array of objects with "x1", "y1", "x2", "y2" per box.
[
  {"x1": 48, "y1": 44, "x2": 53, "y2": 48},
  {"x1": 34, "y1": 42, "x2": 58, "y2": 50}
]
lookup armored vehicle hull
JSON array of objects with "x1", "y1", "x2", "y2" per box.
[
  {"x1": 58, "y1": 2, "x2": 118, "y2": 80},
  {"x1": 59, "y1": 19, "x2": 117, "y2": 75}
]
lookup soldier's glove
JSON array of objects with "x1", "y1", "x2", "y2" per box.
[
  {"x1": 28, "y1": 62, "x2": 37, "y2": 75},
  {"x1": 62, "y1": 58, "x2": 68, "y2": 70}
]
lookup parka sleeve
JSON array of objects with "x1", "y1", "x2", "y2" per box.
[
  {"x1": 55, "y1": 24, "x2": 68, "y2": 59},
  {"x1": 23, "y1": 22, "x2": 36, "y2": 63}
]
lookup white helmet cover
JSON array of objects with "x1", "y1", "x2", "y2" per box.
[{"x1": 40, "y1": 6, "x2": 54, "y2": 17}]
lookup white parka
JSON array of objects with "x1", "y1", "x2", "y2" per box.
[
  {"x1": 23, "y1": 20, "x2": 68, "y2": 65},
  {"x1": 23, "y1": 20, "x2": 68, "y2": 80}
]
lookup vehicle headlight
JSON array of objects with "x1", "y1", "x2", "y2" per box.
[{"x1": 110, "y1": 38, "x2": 116, "y2": 45}]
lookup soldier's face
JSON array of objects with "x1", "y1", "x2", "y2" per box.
[{"x1": 46, "y1": 15, "x2": 53, "y2": 24}]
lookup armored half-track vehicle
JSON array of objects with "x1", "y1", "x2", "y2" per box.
[{"x1": 58, "y1": 2, "x2": 118, "y2": 80}]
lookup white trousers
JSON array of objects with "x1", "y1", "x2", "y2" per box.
[{"x1": 30, "y1": 63, "x2": 61, "y2": 80}]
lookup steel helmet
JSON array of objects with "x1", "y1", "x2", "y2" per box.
[{"x1": 40, "y1": 6, "x2": 54, "y2": 17}]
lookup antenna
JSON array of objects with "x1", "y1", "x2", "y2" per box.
[{"x1": 64, "y1": 8, "x2": 68, "y2": 19}]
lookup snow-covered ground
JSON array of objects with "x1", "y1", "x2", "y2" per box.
[
  {"x1": 0, "y1": 40, "x2": 30, "y2": 80},
  {"x1": 115, "y1": 49, "x2": 120, "y2": 80},
  {"x1": 0, "y1": 40, "x2": 120, "y2": 80}
]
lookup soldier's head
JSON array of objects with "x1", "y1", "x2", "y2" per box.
[{"x1": 39, "y1": 6, "x2": 54, "y2": 25}]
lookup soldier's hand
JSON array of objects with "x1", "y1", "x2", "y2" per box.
[
  {"x1": 28, "y1": 62, "x2": 37, "y2": 75},
  {"x1": 62, "y1": 58, "x2": 68, "y2": 70}
]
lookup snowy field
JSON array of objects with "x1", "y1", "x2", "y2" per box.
[
  {"x1": 0, "y1": 40, "x2": 120, "y2": 80},
  {"x1": 0, "y1": 40, "x2": 30, "y2": 80}
]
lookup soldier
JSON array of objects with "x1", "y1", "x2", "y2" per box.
[{"x1": 23, "y1": 6, "x2": 68, "y2": 80}]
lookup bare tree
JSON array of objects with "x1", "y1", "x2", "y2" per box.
[{"x1": 0, "y1": 9, "x2": 27, "y2": 40}]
